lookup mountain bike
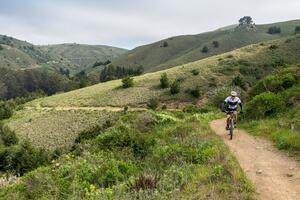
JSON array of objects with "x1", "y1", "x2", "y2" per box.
[{"x1": 227, "y1": 111, "x2": 235, "y2": 140}]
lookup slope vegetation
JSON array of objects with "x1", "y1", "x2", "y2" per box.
[
  {"x1": 4, "y1": 35, "x2": 300, "y2": 153},
  {"x1": 110, "y1": 20, "x2": 300, "y2": 73},
  {"x1": 241, "y1": 65, "x2": 300, "y2": 159},
  {"x1": 39, "y1": 44, "x2": 127, "y2": 75},
  {"x1": 29, "y1": 35, "x2": 300, "y2": 108},
  {"x1": 1, "y1": 111, "x2": 255, "y2": 199},
  {"x1": 0, "y1": 35, "x2": 127, "y2": 75}
]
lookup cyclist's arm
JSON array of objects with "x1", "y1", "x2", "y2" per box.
[
  {"x1": 238, "y1": 99, "x2": 243, "y2": 112},
  {"x1": 221, "y1": 98, "x2": 228, "y2": 112}
]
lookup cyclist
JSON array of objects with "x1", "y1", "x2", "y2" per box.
[{"x1": 222, "y1": 91, "x2": 243, "y2": 130}]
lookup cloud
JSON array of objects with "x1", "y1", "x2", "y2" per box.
[{"x1": 0, "y1": 0, "x2": 299, "y2": 49}]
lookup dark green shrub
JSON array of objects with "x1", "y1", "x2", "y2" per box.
[
  {"x1": 201, "y1": 46, "x2": 209, "y2": 53},
  {"x1": 211, "y1": 88, "x2": 231, "y2": 107},
  {"x1": 0, "y1": 124, "x2": 18, "y2": 146},
  {"x1": 0, "y1": 45, "x2": 3, "y2": 51},
  {"x1": 232, "y1": 75, "x2": 247, "y2": 90},
  {"x1": 123, "y1": 106, "x2": 129, "y2": 114},
  {"x1": 295, "y1": 26, "x2": 300, "y2": 34},
  {"x1": 122, "y1": 76, "x2": 134, "y2": 88},
  {"x1": 190, "y1": 87, "x2": 201, "y2": 98},
  {"x1": 162, "y1": 105, "x2": 167, "y2": 110},
  {"x1": 191, "y1": 69, "x2": 199, "y2": 76},
  {"x1": 0, "y1": 100, "x2": 15, "y2": 120},
  {"x1": 183, "y1": 104, "x2": 198, "y2": 113},
  {"x1": 267, "y1": 26, "x2": 281, "y2": 34},
  {"x1": 75, "y1": 120, "x2": 113, "y2": 143},
  {"x1": 93, "y1": 158, "x2": 135, "y2": 187},
  {"x1": 160, "y1": 73, "x2": 169, "y2": 88},
  {"x1": 162, "y1": 41, "x2": 168, "y2": 47},
  {"x1": 147, "y1": 99, "x2": 159, "y2": 110},
  {"x1": 0, "y1": 141, "x2": 50, "y2": 175},
  {"x1": 170, "y1": 80, "x2": 180, "y2": 94},
  {"x1": 97, "y1": 125, "x2": 155, "y2": 158},
  {"x1": 245, "y1": 92, "x2": 285, "y2": 119},
  {"x1": 212, "y1": 41, "x2": 219, "y2": 48},
  {"x1": 269, "y1": 45, "x2": 278, "y2": 50}
]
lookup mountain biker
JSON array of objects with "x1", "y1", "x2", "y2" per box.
[{"x1": 222, "y1": 91, "x2": 243, "y2": 130}]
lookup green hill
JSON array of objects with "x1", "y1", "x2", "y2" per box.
[
  {"x1": 0, "y1": 35, "x2": 50, "y2": 70},
  {"x1": 39, "y1": 44, "x2": 128, "y2": 75},
  {"x1": 0, "y1": 35, "x2": 128, "y2": 75},
  {"x1": 110, "y1": 20, "x2": 300, "y2": 73},
  {"x1": 4, "y1": 34, "x2": 300, "y2": 152}
]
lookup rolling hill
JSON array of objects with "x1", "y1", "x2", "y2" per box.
[
  {"x1": 39, "y1": 44, "x2": 127, "y2": 75},
  {"x1": 0, "y1": 35, "x2": 128, "y2": 75},
  {"x1": 5, "y1": 34, "x2": 300, "y2": 152},
  {"x1": 109, "y1": 20, "x2": 300, "y2": 73}
]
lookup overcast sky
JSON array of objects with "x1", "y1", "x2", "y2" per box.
[{"x1": 0, "y1": 0, "x2": 299, "y2": 49}]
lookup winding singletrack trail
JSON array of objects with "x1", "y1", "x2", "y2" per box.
[{"x1": 210, "y1": 119, "x2": 300, "y2": 200}]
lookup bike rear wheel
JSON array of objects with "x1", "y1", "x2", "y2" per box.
[{"x1": 229, "y1": 118, "x2": 234, "y2": 140}]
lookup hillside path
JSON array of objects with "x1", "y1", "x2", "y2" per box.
[{"x1": 210, "y1": 118, "x2": 300, "y2": 200}]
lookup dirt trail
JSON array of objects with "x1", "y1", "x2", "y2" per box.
[{"x1": 210, "y1": 119, "x2": 300, "y2": 200}]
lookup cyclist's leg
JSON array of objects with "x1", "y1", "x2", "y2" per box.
[
  {"x1": 233, "y1": 111, "x2": 238, "y2": 127},
  {"x1": 226, "y1": 115, "x2": 230, "y2": 130}
]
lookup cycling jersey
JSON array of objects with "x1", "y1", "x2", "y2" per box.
[{"x1": 224, "y1": 96, "x2": 242, "y2": 110}]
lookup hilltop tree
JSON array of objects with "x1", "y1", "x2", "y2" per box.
[
  {"x1": 212, "y1": 41, "x2": 219, "y2": 48},
  {"x1": 295, "y1": 26, "x2": 300, "y2": 34},
  {"x1": 162, "y1": 41, "x2": 168, "y2": 47},
  {"x1": 238, "y1": 16, "x2": 254, "y2": 26},
  {"x1": 202, "y1": 46, "x2": 209, "y2": 53}
]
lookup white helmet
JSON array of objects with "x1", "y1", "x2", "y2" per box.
[{"x1": 231, "y1": 91, "x2": 237, "y2": 96}]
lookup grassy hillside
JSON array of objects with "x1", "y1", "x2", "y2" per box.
[
  {"x1": 39, "y1": 44, "x2": 128, "y2": 75},
  {"x1": 0, "y1": 35, "x2": 127, "y2": 75},
  {"x1": 4, "y1": 34, "x2": 300, "y2": 153},
  {"x1": 29, "y1": 35, "x2": 300, "y2": 108},
  {"x1": 0, "y1": 35, "x2": 50, "y2": 70},
  {"x1": 110, "y1": 20, "x2": 300, "y2": 73},
  {"x1": 0, "y1": 111, "x2": 255, "y2": 199}
]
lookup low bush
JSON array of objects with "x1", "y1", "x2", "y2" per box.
[
  {"x1": 170, "y1": 80, "x2": 180, "y2": 94},
  {"x1": 232, "y1": 75, "x2": 248, "y2": 91},
  {"x1": 160, "y1": 73, "x2": 169, "y2": 88},
  {"x1": 295, "y1": 26, "x2": 300, "y2": 34},
  {"x1": 212, "y1": 41, "x2": 219, "y2": 48},
  {"x1": 191, "y1": 69, "x2": 199, "y2": 76},
  {"x1": 269, "y1": 44, "x2": 278, "y2": 50},
  {"x1": 0, "y1": 101, "x2": 15, "y2": 120},
  {"x1": 122, "y1": 76, "x2": 134, "y2": 88},
  {"x1": 75, "y1": 120, "x2": 113, "y2": 143},
  {"x1": 96, "y1": 125, "x2": 156, "y2": 158},
  {"x1": 201, "y1": 46, "x2": 209, "y2": 53},
  {"x1": 147, "y1": 98, "x2": 159, "y2": 110},
  {"x1": 0, "y1": 124, "x2": 18, "y2": 146},
  {"x1": 0, "y1": 141, "x2": 50, "y2": 175},
  {"x1": 245, "y1": 92, "x2": 285, "y2": 119},
  {"x1": 189, "y1": 86, "x2": 201, "y2": 98},
  {"x1": 267, "y1": 26, "x2": 281, "y2": 34}
]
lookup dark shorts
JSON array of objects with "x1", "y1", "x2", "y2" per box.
[{"x1": 227, "y1": 108, "x2": 237, "y2": 112}]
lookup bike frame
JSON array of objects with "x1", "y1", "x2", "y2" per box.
[{"x1": 227, "y1": 111, "x2": 235, "y2": 140}]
